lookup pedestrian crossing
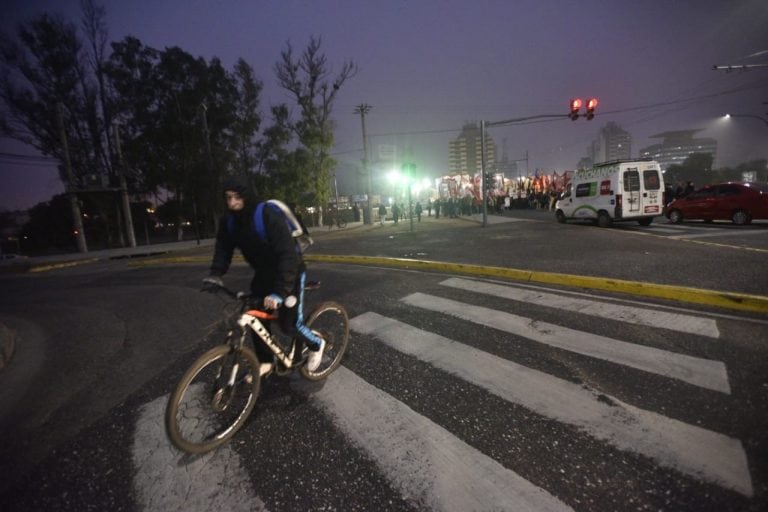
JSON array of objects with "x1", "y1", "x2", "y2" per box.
[
  {"x1": 134, "y1": 277, "x2": 756, "y2": 510},
  {"x1": 636, "y1": 221, "x2": 767, "y2": 240}
]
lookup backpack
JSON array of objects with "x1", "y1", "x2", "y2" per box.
[{"x1": 227, "y1": 199, "x2": 313, "y2": 253}]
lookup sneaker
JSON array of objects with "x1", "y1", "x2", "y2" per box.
[{"x1": 306, "y1": 338, "x2": 326, "y2": 372}]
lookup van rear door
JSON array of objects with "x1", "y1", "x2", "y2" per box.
[
  {"x1": 641, "y1": 168, "x2": 663, "y2": 216},
  {"x1": 623, "y1": 168, "x2": 641, "y2": 214}
]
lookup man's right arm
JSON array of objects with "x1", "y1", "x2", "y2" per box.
[{"x1": 209, "y1": 215, "x2": 236, "y2": 277}]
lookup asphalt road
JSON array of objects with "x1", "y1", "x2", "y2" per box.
[{"x1": 1, "y1": 210, "x2": 767, "y2": 511}]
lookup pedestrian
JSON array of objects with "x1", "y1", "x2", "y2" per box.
[
  {"x1": 684, "y1": 181, "x2": 695, "y2": 196},
  {"x1": 203, "y1": 177, "x2": 326, "y2": 376},
  {"x1": 415, "y1": 201, "x2": 422, "y2": 222},
  {"x1": 392, "y1": 203, "x2": 400, "y2": 225},
  {"x1": 378, "y1": 203, "x2": 387, "y2": 225},
  {"x1": 427, "y1": 199, "x2": 432, "y2": 217}
]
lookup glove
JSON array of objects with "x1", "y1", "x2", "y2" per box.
[
  {"x1": 263, "y1": 293, "x2": 283, "y2": 310},
  {"x1": 202, "y1": 276, "x2": 223, "y2": 290}
]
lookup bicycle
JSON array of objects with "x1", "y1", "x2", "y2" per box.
[{"x1": 165, "y1": 281, "x2": 350, "y2": 454}]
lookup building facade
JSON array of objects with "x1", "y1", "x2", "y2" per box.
[
  {"x1": 639, "y1": 130, "x2": 717, "y2": 172},
  {"x1": 449, "y1": 122, "x2": 496, "y2": 175},
  {"x1": 589, "y1": 122, "x2": 632, "y2": 165}
]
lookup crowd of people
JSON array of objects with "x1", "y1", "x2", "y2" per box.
[
  {"x1": 665, "y1": 180, "x2": 696, "y2": 206},
  {"x1": 375, "y1": 192, "x2": 559, "y2": 223}
]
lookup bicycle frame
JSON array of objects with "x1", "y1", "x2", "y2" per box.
[{"x1": 237, "y1": 309, "x2": 302, "y2": 370}]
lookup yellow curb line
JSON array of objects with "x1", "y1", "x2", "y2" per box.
[
  {"x1": 304, "y1": 254, "x2": 768, "y2": 314},
  {"x1": 126, "y1": 252, "x2": 768, "y2": 314},
  {"x1": 28, "y1": 258, "x2": 102, "y2": 273}
]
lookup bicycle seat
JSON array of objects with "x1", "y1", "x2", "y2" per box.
[{"x1": 245, "y1": 309, "x2": 278, "y2": 321}]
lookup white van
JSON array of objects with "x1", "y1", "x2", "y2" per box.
[{"x1": 555, "y1": 160, "x2": 664, "y2": 227}]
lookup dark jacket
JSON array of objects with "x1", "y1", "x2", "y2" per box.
[{"x1": 210, "y1": 204, "x2": 303, "y2": 298}]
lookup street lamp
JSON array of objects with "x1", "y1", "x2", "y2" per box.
[
  {"x1": 724, "y1": 113, "x2": 768, "y2": 128},
  {"x1": 402, "y1": 162, "x2": 417, "y2": 232}
]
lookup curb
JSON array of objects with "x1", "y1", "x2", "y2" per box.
[
  {"x1": 304, "y1": 254, "x2": 768, "y2": 314},
  {"x1": 0, "y1": 323, "x2": 16, "y2": 370}
]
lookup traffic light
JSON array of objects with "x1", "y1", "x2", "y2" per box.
[
  {"x1": 569, "y1": 98, "x2": 582, "y2": 121},
  {"x1": 586, "y1": 98, "x2": 598, "y2": 120}
]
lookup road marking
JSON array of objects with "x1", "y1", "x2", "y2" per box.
[
  {"x1": 402, "y1": 292, "x2": 730, "y2": 394},
  {"x1": 350, "y1": 312, "x2": 752, "y2": 497},
  {"x1": 311, "y1": 365, "x2": 574, "y2": 512},
  {"x1": 669, "y1": 229, "x2": 768, "y2": 239},
  {"x1": 132, "y1": 391, "x2": 267, "y2": 512},
  {"x1": 440, "y1": 277, "x2": 720, "y2": 338},
  {"x1": 644, "y1": 226, "x2": 683, "y2": 233}
]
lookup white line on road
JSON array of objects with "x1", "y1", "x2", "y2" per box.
[
  {"x1": 440, "y1": 277, "x2": 720, "y2": 338},
  {"x1": 643, "y1": 226, "x2": 682, "y2": 233},
  {"x1": 669, "y1": 229, "x2": 768, "y2": 239},
  {"x1": 311, "y1": 365, "x2": 574, "y2": 512},
  {"x1": 350, "y1": 312, "x2": 752, "y2": 496},
  {"x1": 403, "y1": 292, "x2": 730, "y2": 394},
  {"x1": 132, "y1": 391, "x2": 267, "y2": 512}
]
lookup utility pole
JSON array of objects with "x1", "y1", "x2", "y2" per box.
[
  {"x1": 113, "y1": 122, "x2": 137, "y2": 247},
  {"x1": 56, "y1": 102, "x2": 88, "y2": 253},
  {"x1": 354, "y1": 103, "x2": 373, "y2": 225}
]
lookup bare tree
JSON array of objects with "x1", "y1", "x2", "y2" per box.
[{"x1": 273, "y1": 36, "x2": 357, "y2": 208}]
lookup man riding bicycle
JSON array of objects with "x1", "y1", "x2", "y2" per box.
[{"x1": 203, "y1": 176, "x2": 325, "y2": 376}]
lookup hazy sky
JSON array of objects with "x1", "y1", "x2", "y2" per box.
[{"x1": 2, "y1": 0, "x2": 767, "y2": 210}]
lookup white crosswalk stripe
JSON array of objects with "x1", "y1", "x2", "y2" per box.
[
  {"x1": 349, "y1": 312, "x2": 752, "y2": 497},
  {"x1": 132, "y1": 392, "x2": 267, "y2": 511},
  {"x1": 439, "y1": 277, "x2": 720, "y2": 338},
  {"x1": 312, "y1": 366, "x2": 574, "y2": 512},
  {"x1": 135, "y1": 280, "x2": 756, "y2": 510},
  {"x1": 401, "y1": 292, "x2": 730, "y2": 393}
]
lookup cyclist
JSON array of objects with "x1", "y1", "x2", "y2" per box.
[{"x1": 203, "y1": 177, "x2": 325, "y2": 376}]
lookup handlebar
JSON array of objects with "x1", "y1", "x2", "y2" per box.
[{"x1": 201, "y1": 280, "x2": 296, "y2": 311}]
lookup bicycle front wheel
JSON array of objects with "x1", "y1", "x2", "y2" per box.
[
  {"x1": 338, "y1": 219, "x2": 347, "y2": 229},
  {"x1": 166, "y1": 345, "x2": 260, "y2": 454},
  {"x1": 300, "y1": 302, "x2": 350, "y2": 382}
]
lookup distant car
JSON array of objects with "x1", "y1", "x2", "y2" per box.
[{"x1": 665, "y1": 182, "x2": 768, "y2": 225}]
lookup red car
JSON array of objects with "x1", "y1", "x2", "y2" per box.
[{"x1": 665, "y1": 182, "x2": 768, "y2": 225}]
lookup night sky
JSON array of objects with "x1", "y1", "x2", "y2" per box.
[{"x1": 2, "y1": 0, "x2": 767, "y2": 210}]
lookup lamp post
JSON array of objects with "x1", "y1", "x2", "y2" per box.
[
  {"x1": 332, "y1": 174, "x2": 340, "y2": 207},
  {"x1": 402, "y1": 161, "x2": 416, "y2": 232}
]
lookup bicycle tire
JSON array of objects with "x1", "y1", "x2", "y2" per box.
[
  {"x1": 338, "y1": 219, "x2": 347, "y2": 229},
  {"x1": 166, "y1": 345, "x2": 261, "y2": 454},
  {"x1": 300, "y1": 301, "x2": 350, "y2": 382}
]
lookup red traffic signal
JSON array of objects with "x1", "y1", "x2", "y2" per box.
[
  {"x1": 569, "y1": 98, "x2": 582, "y2": 120},
  {"x1": 586, "y1": 98, "x2": 598, "y2": 120}
]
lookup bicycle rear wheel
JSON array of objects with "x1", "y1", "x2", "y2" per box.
[
  {"x1": 166, "y1": 345, "x2": 260, "y2": 454},
  {"x1": 300, "y1": 301, "x2": 350, "y2": 381}
]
